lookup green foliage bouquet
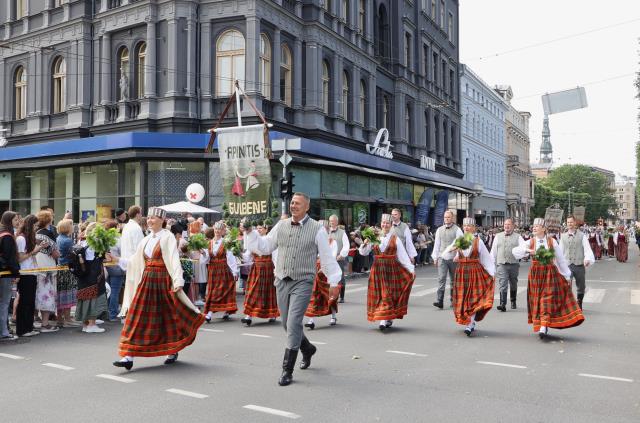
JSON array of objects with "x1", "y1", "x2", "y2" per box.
[
  {"x1": 187, "y1": 233, "x2": 209, "y2": 251},
  {"x1": 361, "y1": 226, "x2": 380, "y2": 245},
  {"x1": 453, "y1": 233, "x2": 474, "y2": 250},
  {"x1": 223, "y1": 226, "x2": 243, "y2": 257},
  {"x1": 86, "y1": 225, "x2": 119, "y2": 257},
  {"x1": 533, "y1": 245, "x2": 555, "y2": 265}
]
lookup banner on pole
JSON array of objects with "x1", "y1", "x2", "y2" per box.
[
  {"x1": 573, "y1": 206, "x2": 586, "y2": 224},
  {"x1": 216, "y1": 124, "x2": 272, "y2": 218},
  {"x1": 415, "y1": 188, "x2": 434, "y2": 226},
  {"x1": 433, "y1": 190, "x2": 449, "y2": 228},
  {"x1": 544, "y1": 207, "x2": 564, "y2": 232}
]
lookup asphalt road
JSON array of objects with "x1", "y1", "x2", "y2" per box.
[{"x1": 2, "y1": 250, "x2": 639, "y2": 423}]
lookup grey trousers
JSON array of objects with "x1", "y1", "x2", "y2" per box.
[
  {"x1": 569, "y1": 264, "x2": 586, "y2": 296},
  {"x1": 437, "y1": 259, "x2": 457, "y2": 303},
  {"x1": 497, "y1": 263, "x2": 520, "y2": 296},
  {"x1": 338, "y1": 260, "x2": 347, "y2": 285},
  {"x1": 275, "y1": 277, "x2": 313, "y2": 350},
  {"x1": 0, "y1": 278, "x2": 13, "y2": 337}
]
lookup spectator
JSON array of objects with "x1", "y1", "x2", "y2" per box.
[
  {"x1": 115, "y1": 208, "x2": 128, "y2": 226},
  {"x1": 39, "y1": 206, "x2": 58, "y2": 240},
  {"x1": 56, "y1": 219, "x2": 80, "y2": 328},
  {"x1": 35, "y1": 210, "x2": 60, "y2": 333},
  {"x1": 104, "y1": 220, "x2": 125, "y2": 321},
  {"x1": 75, "y1": 222, "x2": 107, "y2": 333},
  {"x1": 0, "y1": 211, "x2": 21, "y2": 341},
  {"x1": 15, "y1": 215, "x2": 42, "y2": 337}
]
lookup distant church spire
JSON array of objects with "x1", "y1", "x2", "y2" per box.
[{"x1": 540, "y1": 115, "x2": 553, "y2": 164}]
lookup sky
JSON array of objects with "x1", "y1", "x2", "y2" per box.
[{"x1": 459, "y1": 0, "x2": 639, "y2": 178}]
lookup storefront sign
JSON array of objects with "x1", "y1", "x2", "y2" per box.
[
  {"x1": 419, "y1": 155, "x2": 436, "y2": 171},
  {"x1": 415, "y1": 188, "x2": 434, "y2": 226},
  {"x1": 366, "y1": 128, "x2": 393, "y2": 159},
  {"x1": 433, "y1": 190, "x2": 449, "y2": 227},
  {"x1": 216, "y1": 124, "x2": 272, "y2": 218}
]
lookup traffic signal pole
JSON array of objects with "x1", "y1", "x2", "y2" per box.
[{"x1": 282, "y1": 141, "x2": 287, "y2": 216}]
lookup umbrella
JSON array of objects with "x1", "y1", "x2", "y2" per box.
[{"x1": 158, "y1": 201, "x2": 219, "y2": 214}]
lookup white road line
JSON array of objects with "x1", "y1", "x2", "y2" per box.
[
  {"x1": 578, "y1": 373, "x2": 633, "y2": 383},
  {"x1": 344, "y1": 286, "x2": 368, "y2": 294},
  {"x1": 411, "y1": 287, "x2": 438, "y2": 297},
  {"x1": 631, "y1": 290, "x2": 640, "y2": 305},
  {"x1": 42, "y1": 363, "x2": 74, "y2": 371},
  {"x1": 587, "y1": 280, "x2": 638, "y2": 284},
  {"x1": 412, "y1": 284, "x2": 424, "y2": 288},
  {"x1": 386, "y1": 350, "x2": 428, "y2": 357},
  {"x1": 242, "y1": 333, "x2": 272, "y2": 338},
  {"x1": 0, "y1": 353, "x2": 24, "y2": 360},
  {"x1": 517, "y1": 286, "x2": 527, "y2": 295},
  {"x1": 166, "y1": 388, "x2": 209, "y2": 399},
  {"x1": 476, "y1": 361, "x2": 527, "y2": 369},
  {"x1": 345, "y1": 283, "x2": 363, "y2": 287},
  {"x1": 96, "y1": 374, "x2": 136, "y2": 383},
  {"x1": 583, "y1": 288, "x2": 606, "y2": 303},
  {"x1": 199, "y1": 328, "x2": 224, "y2": 333},
  {"x1": 309, "y1": 340, "x2": 327, "y2": 345},
  {"x1": 243, "y1": 404, "x2": 301, "y2": 419}
]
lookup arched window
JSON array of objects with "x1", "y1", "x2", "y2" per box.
[
  {"x1": 118, "y1": 47, "x2": 130, "y2": 101},
  {"x1": 259, "y1": 34, "x2": 271, "y2": 100},
  {"x1": 424, "y1": 110, "x2": 429, "y2": 147},
  {"x1": 216, "y1": 30, "x2": 245, "y2": 97},
  {"x1": 14, "y1": 66, "x2": 27, "y2": 120},
  {"x1": 322, "y1": 61, "x2": 330, "y2": 114},
  {"x1": 136, "y1": 42, "x2": 146, "y2": 99},
  {"x1": 16, "y1": 0, "x2": 26, "y2": 19},
  {"x1": 404, "y1": 104, "x2": 411, "y2": 141},
  {"x1": 341, "y1": 71, "x2": 349, "y2": 119},
  {"x1": 359, "y1": 79, "x2": 366, "y2": 125},
  {"x1": 382, "y1": 96, "x2": 390, "y2": 129},
  {"x1": 280, "y1": 44, "x2": 292, "y2": 106},
  {"x1": 375, "y1": 4, "x2": 389, "y2": 58},
  {"x1": 52, "y1": 57, "x2": 66, "y2": 113}
]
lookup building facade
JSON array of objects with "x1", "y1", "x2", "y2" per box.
[
  {"x1": 459, "y1": 64, "x2": 507, "y2": 227},
  {"x1": 494, "y1": 85, "x2": 533, "y2": 226},
  {"x1": 0, "y1": 0, "x2": 472, "y2": 227},
  {"x1": 615, "y1": 178, "x2": 637, "y2": 224}
]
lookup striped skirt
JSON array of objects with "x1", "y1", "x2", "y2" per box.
[
  {"x1": 305, "y1": 266, "x2": 339, "y2": 318},
  {"x1": 527, "y1": 262, "x2": 584, "y2": 332},
  {"x1": 118, "y1": 267, "x2": 205, "y2": 357},
  {"x1": 204, "y1": 261, "x2": 238, "y2": 314},
  {"x1": 366, "y1": 256, "x2": 414, "y2": 322},
  {"x1": 616, "y1": 240, "x2": 628, "y2": 263},
  {"x1": 56, "y1": 269, "x2": 77, "y2": 310},
  {"x1": 452, "y1": 259, "x2": 495, "y2": 326},
  {"x1": 243, "y1": 257, "x2": 279, "y2": 319}
]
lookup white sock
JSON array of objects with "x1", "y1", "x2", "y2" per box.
[
  {"x1": 244, "y1": 315, "x2": 250, "y2": 319},
  {"x1": 379, "y1": 320, "x2": 386, "y2": 326},
  {"x1": 539, "y1": 326, "x2": 547, "y2": 334},
  {"x1": 206, "y1": 311, "x2": 213, "y2": 319},
  {"x1": 307, "y1": 318, "x2": 314, "y2": 324},
  {"x1": 120, "y1": 356, "x2": 133, "y2": 362}
]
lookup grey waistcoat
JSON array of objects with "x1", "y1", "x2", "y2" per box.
[
  {"x1": 275, "y1": 217, "x2": 322, "y2": 281},
  {"x1": 494, "y1": 232, "x2": 519, "y2": 265},
  {"x1": 560, "y1": 231, "x2": 585, "y2": 265},
  {"x1": 391, "y1": 222, "x2": 409, "y2": 245},
  {"x1": 329, "y1": 228, "x2": 345, "y2": 255},
  {"x1": 438, "y1": 224, "x2": 460, "y2": 255}
]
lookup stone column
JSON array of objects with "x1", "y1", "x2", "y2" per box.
[
  {"x1": 27, "y1": 52, "x2": 36, "y2": 115},
  {"x1": 144, "y1": 18, "x2": 157, "y2": 97},
  {"x1": 352, "y1": 66, "x2": 361, "y2": 123},
  {"x1": 245, "y1": 16, "x2": 259, "y2": 95},
  {"x1": 368, "y1": 72, "x2": 376, "y2": 131},
  {"x1": 186, "y1": 17, "x2": 196, "y2": 97},
  {"x1": 272, "y1": 28, "x2": 281, "y2": 103},
  {"x1": 166, "y1": 18, "x2": 178, "y2": 96},
  {"x1": 0, "y1": 58, "x2": 5, "y2": 121},
  {"x1": 293, "y1": 38, "x2": 303, "y2": 124},
  {"x1": 68, "y1": 39, "x2": 78, "y2": 108},
  {"x1": 200, "y1": 20, "x2": 212, "y2": 118},
  {"x1": 333, "y1": 54, "x2": 342, "y2": 118},
  {"x1": 304, "y1": 42, "x2": 319, "y2": 110},
  {"x1": 100, "y1": 32, "x2": 111, "y2": 104}
]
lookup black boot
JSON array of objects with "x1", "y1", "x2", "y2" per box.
[
  {"x1": 577, "y1": 293, "x2": 584, "y2": 310},
  {"x1": 278, "y1": 348, "x2": 298, "y2": 386},
  {"x1": 510, "y1": 289, "x2": 517, "y2": 309},
  {"x1": 497, "y1": 292, "x2": 507, "y2": 312},
  {"x1": 299, "y1": 337, "x2": 317, "y2": 370},
  {"x1": 339, "y1": 284, "x2": 345, "y2": 303}
]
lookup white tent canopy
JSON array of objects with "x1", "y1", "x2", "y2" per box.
[{"x1": 158, "y1": 201, "x2": 219, "y2": 214}]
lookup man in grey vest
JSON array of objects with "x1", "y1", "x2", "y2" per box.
[
  {"x1": 560, "y1": 215, "x2": 594, "y2": 309},
  {"x1": 490, "y1": 218, "x2": 525, "y2": 311},
  {"x1": 391, "y1": 208, "x2": 418, "y2": 263},
  {"x1": 328, "y1": 214, "x2": 350, "y2": 302},
  {"x1": 243, "y1": 193, "x2": 341, "y2": 386},
  {"x1": 431, "y1": 210, "x2": 463, "y2": 309}
]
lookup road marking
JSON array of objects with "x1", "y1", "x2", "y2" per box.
[
  {"x1": 166, "y1": 388, "x2": 209, "y2": 399},
  {"x1": 410, "y1": 287, "x2": 438, "y2": 297},
  {"x1": 386, "y1": 350, "x2": 428, "y2": 357},
  {"x1": 578, "y1": 373, "x2": 633, "y2": 383},
  {"x1": 242, "y1": 333, "x2": 272, "y2": 338},
  {"x1": 476, "y1": 361, "x2": 527, "y2": 369},
  {"x1": 42, "y1": 362, "x2": 74, "y2": 371},
  {"x1": 412, "y1": 284, "x2": 424, "y2": 288},
  {"x1": 309, "y1": 340, "x2": 327, "y2": 345},
  {"x1": 517, "y1": 286, "x2": 527, "y2": 295},
  {"x1": 243, "y1": 404, "x2": 301, "y2": 419},
  {"x1": 583, "y1": 288, "x2": 606, "y2": 303},
  {"x1": 200, "y1": 328, "x2": 224, "y2": 333},
  {"x1": 344, "y1": 286, "x2": 368, "y2": 294},
  {"x1": 0, "y1": 353, "x2": 24, "y2": 360},
  {"x1": 96, "y1": 374, "x2": 136, "y2": 383},
  {"x1": 631, "y1": 290, "x2": 640, "y2": 305},
  {"x1": 587, "y1": 280, "x2": 638, "y2": 284}
]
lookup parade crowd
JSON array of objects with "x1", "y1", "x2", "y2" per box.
[{"x1": 0, "y1": 196, "x2": 638, "y2": 386}]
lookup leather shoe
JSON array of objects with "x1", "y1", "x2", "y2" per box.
[
  {"x1": 464, "y1": 327, "x2": 474, "y2": 337},
  {"x1": 378, "y1": 324, "x2": 386, "y2": 332},
  {"x1": 299, "y1": 338, "x2": 317, "y2": 370},
  {"x1": 497, "y1": 304, "x2": 506, "y2": 312},
  {"x1": 304, "y1": 321, "x2": 315, "y2": 330},
  {"x1": 222, "y1": 314, "x2": 231, "y2": 321},
  {"x1": 205, "y1": 315, "x2": 212, "y2": 324},
  {"x1": 385, "y1": 320, "x2": 393, "y2": 328},
  {"x1": 241, "y1": 317, "x2": 252, "y2": 326},
  {"x1": 511, "y1": 301, "x2": 516, "y2": 310},
  {"x1": 113, "y1": 360, "x2": 133, "y2": 370},
  {"x1": 164, "y1": 353, "x2": 178, "y2": 364},
  {"x1": 433, "y1": 301, "x2": 443, "y2": 309}
]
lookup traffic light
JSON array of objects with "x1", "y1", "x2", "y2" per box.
[
  {"x1": 286, "y1": 171, "x2": 295, "y2": 197},
  {"x1": 279, "y1": 171, "x2": 295, "y2": 200}
]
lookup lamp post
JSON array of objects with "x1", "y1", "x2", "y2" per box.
[{"x1": 568, "y1": 186, "x2": 574, "y2": 215}]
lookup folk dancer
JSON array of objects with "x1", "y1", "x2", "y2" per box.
[
  {"x1": 588, "y1": 229, "x2": 601, "y2": 260},
  {"x1": 490, "y1": 218, "x2": 524, "y2": 311},
  {"x1": 359, "y1": 214, "x2": 415, "y2": 331},
  {"x1": 242, "y1": 193, "x2": 341, "y2": 386},
  {"x1": 431, "y1": 210, "x2": 463, "y2": 309},
  {"x1": 204, "y1": 221, "x2": 239, "y2": 322},
  {"x1": 606, "y1": 228, "x2": 616, "y2": 257},
  {"x1": 512, "y1": 218, "x2": 584, "y2": 339},
  {"x1": 560, "y1": 216, "x2": 595, "y2": 309},
  {"x1": 391, "y1": 208, "x2": 418, "y2": 263},
  {"x1": 113, "y1": 207, "x2": 205, "y2": 370},
  {"x1": 442, "y1": 217, "x2": 495, "y2": 336},
  {"x1": 613, "y1": 226, "x2": 629, "y2": 263},
  {"x1": 328, "y1": 215, "x2": 349, "y2": 303}
]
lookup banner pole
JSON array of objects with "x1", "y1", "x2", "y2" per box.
[{"x1": 234, "y1": 80, "x2": 242, "y2": 127}]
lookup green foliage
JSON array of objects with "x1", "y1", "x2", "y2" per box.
[
  {"x1": 361, "y1": 227, "x2": 380, "y2": 245},
  {"x1": 533, "y1": 245, "x2": 555, "y2": 265},
  {"x1": 86, "y1": 225, "x2": 119, "y2": 257},
  {"x1": 453, "y1": 233, "x2": 474, "y2": 250},
  {"x1": 264, "y1": 217, "x2": 274, "y2": 226},
  {"x1": 187, "y1": 233, "x2": 209, "y2": 251},
  {"x1": 224, "y1": 226, "x2": 243, "y2": 257}
]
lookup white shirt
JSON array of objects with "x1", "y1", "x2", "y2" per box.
[
  {"x1": 563, "y1": 230, "x2": 595, "y2": 265},
  {"x1": 206, "y1": 238, "x2": 239, "y2": 277},
  {"x1": 329, "y1": 227, "x2": 350, "y2": 259},
  {"x1": 121, "y1": 219, "x2": 145, "y2": 260},
  {"x1": 244, "y1": 217, "x2": 342, "y2": 286},
  {"x1": 393, "y1": 221, "x2": 418, "y2": 259},
  {"x1": 16, "y1": 235, "x2": 37, "y2": 270},
  {"x1": 512, "y1": 236, "x2": 572, "y2": 280},
  {"x1": 431, "y1": 224, "x2": 464, "y2": 261},
  {"x1": 441, "y1": 235, "x2": 495, "y2": 277},
  {"x1": 358, "y1": 232, "x2": 415, "y2": 274}
]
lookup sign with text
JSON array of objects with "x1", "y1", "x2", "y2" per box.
[
  {"x1": 544, "y1": 207, "x2": 564, "y2": 232},
  {"x1": 419, "y1": 155, "x2": 436, "y2": 171},
  {"x1": 216, "y1": 124, "x2": 272, "y2": 218},
  {"x1": 366, "y1": 128, "x2": 393, "y2": 159}
]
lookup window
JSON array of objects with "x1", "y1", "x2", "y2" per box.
[
  {"x1": 117, "y1": 47, "x2": 130, "y2": 101},
  {"x1": 259, "y1": 34, "x2": 271, "y2": 99},
  {"x1": 16, "y1": 0, "x2": 27, "y2": 19},
  {"x1": 280, "y1": 44, "x2": 292, "y2": 106},
  {"x1": 341, "y1": 71, "x2": 349, "y2": 119},
  {"x1": 136, "y1": 42, "x2": 146, "y2": 99},
  {"x1": 423, "y1": 45, "x2": 429, "y2": 80},
  {"x1": 449, "y1": 68, "x2": 455, "y2": 97},
  {"x1": 404, "y1": 32, "x2": 412, "y2": 70},
  {"x1": 322, "y1": 61, "x2": 330, "y2": 114},
  {"x1": 358, "y1": 0, "x2": 366, "y2": 33},
  {"x1": 431, "y1": 0, "x2": 436, "y2": 20},
  {"x1": 342, "y1": 0, "x2": 350, "y2": 22},
  {"x1": 52, "y1": 57, "x2": 66, "y2": 113},
  {"x1": 382, "y1": 96, "x2": 390, "y2": 129},
  {"x1": 359, "y1": 80, "x2": 366, "y2": 125},
  {"x1": 440, "y1": 0, "x2": 445, "y2": 28},
  {"x1": 14, "y1": 66, "x2": 27, "y2": 120},
  {"x1": 216, "y1": 30, "x2": 245, "y2": 97},
  {"x1": 375, "y1": 4, "x2": 389, "y2": 59},
  {"x1": 323, "y1": 0, "x2": 332, "y2": 12},
  {"x1": 432, "y1": 52, "x2": 438, "y2": 86},
  {"x1": 424, "y1": 110, "x2": 430, "y2": 147},
  {"x1": 404, "y1": 104, "x2": 411, "y2": 141},
  {"x1": 448, "y1": 13, "x2": 454, "y2": 42}
]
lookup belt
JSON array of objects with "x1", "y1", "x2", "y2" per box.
[{"x1": 282, "y1": 276, "x2": 293, "y2": 282}]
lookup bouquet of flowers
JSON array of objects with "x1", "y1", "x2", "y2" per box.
[
  {"x1": 187, "y1": 233, "x2": 209, "y2": 252},
  {"x1": 361, "y1": 226, "x2": 380, "y2": 245},
  {"x1": 453, "y1": 233, "x2": 474, "y2": 250},
  {"x1": 533, "y1": 245, "x2": 555, "y2": 265},
  {"x1": 223, "y1": 226, "x2": 243, "y2": 257},
  {"x1": 86, "y1": 224, "x2": 119, "y2": 257}
]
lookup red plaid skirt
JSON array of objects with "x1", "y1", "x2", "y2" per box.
[
  {"x1": 616, "y1": 237, "x2": 628, "y2": 262},
  {"x1": 527, "y1": 261, "x2": 584, "y2": 332},
  {"x1": 367, "y1": 253, "x2": 414, "y2": 322},
  {"x1": 452, "y1": 258, "x2": 495, "y2": 325},
  {"x1": 243, "y1": 255, "x2": 279, "y2": 319},
  {"x1": 305, "y1": 262, "x2": 339, "y2": 317},
  {"x1": 607, "y1": 238, "x2": 615, "y2": 256},
  {"x1": 119, "y1": 258, "x2": 205, "y2": 357},
  {"x1": 204, "y1": 259, "x2": 238, "y2": 314}
]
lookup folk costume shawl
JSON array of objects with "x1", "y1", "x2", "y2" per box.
[{"x1": 119, "y1": 229, "x2": 199, "y2": 317}]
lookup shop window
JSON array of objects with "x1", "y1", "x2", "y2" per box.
[
  {"x1": 348, "y1": 174, "x2": 369, "y2": 197},
  {"x1": 148, "y1": 161, "x2": 206, "y2": 206},
  {"x1": 79, "y1": 165, "x2": 118, "y2": 222},
  {"x1": 399, "y1": 183, "x2": 413, "y2": 201},
  {"x1": 370, "y1": 178, "x2": 386, "y2": 199},
  {"x1": 216, "y1": 30, "x2": 246, "y2": 97},
  {"x1": 259, "y1": 34, "x2": 271, "y2": 100},
  {"x1": 122, "y1": 162, "x2": 141, "y2": 208},
  {"x1": 322, "y1": 169, "x2": 347, "y2": 195},
  {"x1": 386, "y1": 180, "x2": 399, "y2": 200},
  {"x1": 290, "y1": 166, "x2": 321, "y2": 198}
]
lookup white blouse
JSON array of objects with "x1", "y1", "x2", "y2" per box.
[
  {"x1": 512, "y1": 236, "x2": 571, "y2": 280},
  {"x1": 441, "y1": 235, "x2": 495, "y2": 277},
  {"x1": 358, "y1": 232, "x2": 415, "y2": 274},
  {"x1": 207, "y1": 238, "x2": 239, "y2": 277}
]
